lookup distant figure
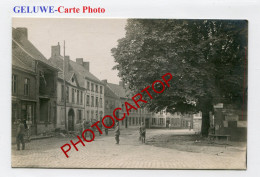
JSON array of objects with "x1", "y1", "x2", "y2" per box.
[
  {"x1": 169, "y1": 123, "x2": 171, "y2": 129},
  {"x1": 114, "y1": 122, "x2": 120, "y2": 144},
  {"x1": 188, "y1": 122, "x2": 191, "y2": 131},
  {"x1": 140, "y1": 122, "x2": 146, "y2": 144},
  {"x1": 16, "y1": 119, "x2": 26, "y2": 150}
]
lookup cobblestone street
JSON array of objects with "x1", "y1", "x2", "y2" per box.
[{"x1": 12, "y1": 128, "x2": 246, "y2": 169}]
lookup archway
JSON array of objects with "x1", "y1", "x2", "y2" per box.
[{"x1": 68, "y1": 109, "x2": 75, "y2": 131}]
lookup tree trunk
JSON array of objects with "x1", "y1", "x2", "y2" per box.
[{"x1": 201, "y1": 109, "x2": 210, "y2": 137}]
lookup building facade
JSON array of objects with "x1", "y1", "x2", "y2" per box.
[
  {"x1": 49, "y1": 43, "x2": 104, "y2": 132},
  {"x1": 104, "y1": 81, "x2": 152, "y2": 129},
  {"x1": 12, "y1": 27, "x2": 58, "y2": 138}
]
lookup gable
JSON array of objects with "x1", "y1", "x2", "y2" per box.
[{"x1": 67, "y1": 73, "x2": 79, "y2": 87}]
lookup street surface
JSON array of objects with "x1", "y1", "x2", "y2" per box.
[{"x1": 12, "y1": 128, "x2": 246, "y2": 169}]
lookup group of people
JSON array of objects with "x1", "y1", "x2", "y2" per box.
[
  {"x1": 16, "y1": 118, "x2": 147, "y2": 151},
  {"x1": 80, "y1": 119, "x2": 146, "y2": 145}
]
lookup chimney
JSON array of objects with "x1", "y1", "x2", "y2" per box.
[
  {"x1": 51, "y1": 42, "x2": 60, "y2": 57},
  {"x1": 13, "y1": 27, "x2": 28, "y2": 40},
  {"x1": 102, "y1": 79, "x2": 108, "y2": 84},
  {"x1": 76, "y1": 58, "x2": 84, "y2": 65},
  {"x1": 64, "y1": 55, "x2": 70, "y2": 73},
  {"x1": 83, "y1": 62, "x2": 89, "y2": 71}
]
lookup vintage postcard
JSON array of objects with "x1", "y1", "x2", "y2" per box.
[{"x1": 11, "y1": 18, "x2": 247, "y2": 169}]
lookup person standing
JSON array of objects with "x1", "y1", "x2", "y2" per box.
[
  {"x1": 16, "y1": 119, "x2": 26, "y2": 150},
  {"x1": 140, "y1": 122, "x2": 146, "y2": 144},
  {"x1": 114, "y1": 122, "x2": 120, "y2": 144}
]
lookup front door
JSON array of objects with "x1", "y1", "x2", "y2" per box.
[{"x1": 68, "y1": 109, "x2": 75, "y2": 131}]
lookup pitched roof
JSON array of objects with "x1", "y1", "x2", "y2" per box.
[
  {"x1": 104, "y1": 84, "x2": 120, "y2": 99},
  {"x1": 12, "y1": 28, "x2": 58, "y2": 71},
  {"x1": 69, "y1": 60, "x2": 103, "y2": 85},
  {"x1": 12, "y1": 54, "x2": 35, "y2": 73},
  {"x1": 57, "y1": 71, "x2": 74, "y2": 81},
  {"x1": 49, "y1": 56, "x2": 103, "y2": 88},
  {"x1": 107, "y1": 83, "x2": 131, "y2": 98}
]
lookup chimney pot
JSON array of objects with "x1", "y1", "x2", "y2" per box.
[
  {"x1": 14, "y1": 27, "x2": 28, "y2": 40},
  {"x1": 76, "y1": 58, "x2": 84, "y2": 65},
  {"x1": 51, "y1": 43, "x2": 61, "y2": 57}
]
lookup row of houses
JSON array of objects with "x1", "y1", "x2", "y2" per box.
[{"x1": 12, "y1": 27, "x2": 202, "y2": 139}]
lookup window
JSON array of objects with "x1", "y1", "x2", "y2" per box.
[
  {"x1": 152, "y1": 118, "x2": 156, "y2": 125},
  {"x1": 91, "y1": 83, "x2": 94, "y2": 91},
  {"x1": 77, "y1": 90, "x2": 79, "y2": 104},
  {"x1": 77, "y1": 110, "x2": 82, "y2": 123},
  {"x1": 96, "y1": 85, "x2": 98, "y2": 93},
  {"x1": 61, "y1": 85, "x2": 64, "y2": 101},
  {"x1": 106, "y1": 100, "x2": 109, "y2": 109},
  {"x1": 86, "y1": 110, "x2": 89, "y2": 121},
  {"x1": 95, "y1": 110, "x2": 98, "y2": 119},
  {"x1": 72, "y1": 88, "x2": 75, "y2": 103},
  {"x1": 87, "y1": 81, "x2": 90, "y2": 90},
  {"x1": 80, "y1": 91, "x2": 83, "y2": 105},
  {"x1": 24, "y1": 78, "x2": 30, "y2": 96},
  {"x1": 99, "y1": 98, "x2": 103, "y2": 108},
  {"x1": 100, "y1": 86, "x2": 103, "y2": 94},
  {"x1": 91, "y1": 110, "x2": 94, "y2": 119},
  {"x1": 91, "y1": 96, "x2": 94, "y2": 107},
  {"x1": 12, "y1": 75, "x2": 17, "y2": 94},
  {"x1": 96, "y1": 97, "x2": 98, "y2": 107},
  {"x1": 86, "y1": 95, "x2": 90, "y2": 105},
  {"x1": 66, "y1": 86, "x2": 69, "y2": 102}
]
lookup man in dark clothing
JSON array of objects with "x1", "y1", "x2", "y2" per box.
[
  {"x1": 114, "y1": 122, "x2": 120, "y2": 144},
  {"x1": 140, "y1": 122, "x2": 146, "y2": 144},
  {"x1": 16, "y1": 119, "x2": 26, "y2": 150}
]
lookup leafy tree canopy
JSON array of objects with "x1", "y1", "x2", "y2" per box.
[{"x1": 112, "y1": 19, "x2": 247, "y2": 135}]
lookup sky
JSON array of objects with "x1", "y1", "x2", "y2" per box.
[{"x1": 12, "y1": 18, "x2": 127, "y2": 84}]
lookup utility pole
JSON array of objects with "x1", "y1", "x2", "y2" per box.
[{"x1": 63, "y1": 40, "x2": 67, "y2": 132}]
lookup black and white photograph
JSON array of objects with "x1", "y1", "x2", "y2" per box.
[{"x1": 11, "y1": 18, "x2": 247, "y2": 169}]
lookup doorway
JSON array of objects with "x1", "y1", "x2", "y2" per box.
[{"x1": 68, "y1": 109, "x2": 75, "y2": 131}]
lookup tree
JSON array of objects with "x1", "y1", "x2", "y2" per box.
[{"x1": 112, "y1": 19, "x2": 247, "y2": 136}]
